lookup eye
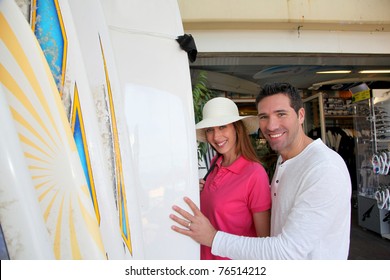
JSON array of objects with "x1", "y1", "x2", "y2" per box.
[
  {"x1": 205, "y1": 128, "x2": 214, "y2": 134},
  {"x1": 258, "y1": 115, "x2": 267, "y2": 120},
  {"x1": 219, "y1": 125, "x2": 227, "y2": 130}
]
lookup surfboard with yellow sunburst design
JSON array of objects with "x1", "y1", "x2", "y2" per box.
[{"x1": 0, "y1": 0, "x2": 105, "y2": 259}]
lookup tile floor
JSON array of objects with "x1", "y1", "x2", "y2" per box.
[{"x1": 348, "y1": 206, "x2": 390, "y2": 259}]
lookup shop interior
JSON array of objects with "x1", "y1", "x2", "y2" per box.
[{"x1": 190, "y1": 52, "x2": 390, "y2": 259}]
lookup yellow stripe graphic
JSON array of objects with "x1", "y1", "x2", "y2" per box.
[
  {"x1": 1, "y1": 66, "x2": 59, "y2": 150},
  {"x1": 11, "y1": 107, "x2": 56, "y2": 154},
  {"x1": 69, "y1": 199, "x2": 82, "y2": 259},
  {"x1": 0, "y1": 13, "x2": 64, "y2": 147},
  {"x1": 24, "y1": 152, "x2": 51, "y2": 165},
  {"x1": 71, "y1": 84, "x2": 100, "y2": 223},
  {"x1": 78, "y1": 192, "x2": 105, "y2": 255},
  {"x1": 99, "y1": 34, "x2": 132, "y2": 255},
  {"x1": 54, "y1": 196, "x2": 65, "y2": 259}
]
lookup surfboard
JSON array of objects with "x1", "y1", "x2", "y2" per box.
[
  {"x1": 30, "y1": 0, "x2": 132, "y2": 259},
  {"x1": 1, "y1": 0, "x2": 199, "y2": 259},
  {"x1": 66, "y1": 0, "x2": 199, "y2": 259},
  {"x1": 0, "y1": 0, "x2": 105, "y2": 259},
  {"x1": 99, "y1": 0, "x2": 200, "y2": 259},
  {"x1": 0, "y1": 84, "x2": 54, "y2": 259},
  {"x1": 62, "y1": 0, "x2": 145, "y2": 259}
]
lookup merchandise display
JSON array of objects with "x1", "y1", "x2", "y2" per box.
[
  {"x1": 304, "y1": 91, "x2": 357, "y2": 189},
  {"x1": 353, "y1": 87, "x2": 390, "y2": 240},
  {"x1": 303, "y1": 87, "x2": 390, "y2": 240}
]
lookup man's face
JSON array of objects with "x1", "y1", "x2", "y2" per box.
[{"x1": 257, "y1": 93, "x2": 305, "y2": 158}]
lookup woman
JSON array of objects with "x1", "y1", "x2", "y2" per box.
[{"x1": 196, "y1": 97, "x2": 271, "y2": 260}]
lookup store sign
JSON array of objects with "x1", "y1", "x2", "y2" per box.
[
  {"x1": 351, "y1": 89, "x2": 371, "y2": 103},
  {"x1": 350, "y1": 83, "x2": 371, "y2": 103}
]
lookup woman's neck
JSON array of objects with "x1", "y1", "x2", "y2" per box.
[{"x1": 221, "y1": 153, "x2": 240, "y2": 167}]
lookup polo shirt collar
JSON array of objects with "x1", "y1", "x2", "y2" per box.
[{"x1": 215, "y1": 155, "x2": 246, "y2": 175}]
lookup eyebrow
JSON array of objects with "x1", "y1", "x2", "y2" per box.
[{"x1": 258, "y1": 109, "x2": 288, "y2": 116}]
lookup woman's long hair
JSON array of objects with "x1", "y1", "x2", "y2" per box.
[{"x1": 233, "y1": 120, "x2": 261, "y2": 164}]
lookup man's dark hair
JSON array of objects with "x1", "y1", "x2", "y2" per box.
[{"x1": 255, "y1": 82, "x2": 303, "y2": 114}]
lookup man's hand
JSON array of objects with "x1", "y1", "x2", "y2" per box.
[{"x1": 170, "y1": 197, "x2": 217, "y2": 247}]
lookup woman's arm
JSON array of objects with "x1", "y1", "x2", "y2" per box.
[{"x1": 253, "y1": 210, "x2": 270, "y2": 237}]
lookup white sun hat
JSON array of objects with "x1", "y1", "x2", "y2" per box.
[{"x1": 196, "y1": 97, "x2": 259, "y2": 142}]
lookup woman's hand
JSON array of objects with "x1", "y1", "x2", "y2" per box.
[
  {"x1": 170, "y1": 197, "x2": 217, "y2": 247},
  {"x1": 199, "y1": 179, "x2": 205, "y2": 192}
]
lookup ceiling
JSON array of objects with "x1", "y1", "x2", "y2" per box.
[{"x1": 190, "y1": 53, "x2": 390, "y2": 95}]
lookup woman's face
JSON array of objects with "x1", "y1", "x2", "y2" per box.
[{"x1": 205, "y1": 123, "x2": 237, "y2": 156}]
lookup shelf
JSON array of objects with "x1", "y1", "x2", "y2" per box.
[
  {"x1": 358, "y1": 195, "x2": 390, "y2": 236},
  {"x1": 324, "y1": 115, "x2": 355, "y2": 118},
  {"x1": 382, "y1": 233, "x2": 390, "y2": 240},
  {"x1": 376, "y1": 139, "x2": 390, "y2": 143},
  {"x1": 358, "y1": 193, "x2": 375, "y2": 199}
]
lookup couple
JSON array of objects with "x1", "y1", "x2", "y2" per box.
[{"x1": 170, "y1": 82, "x2": 352, "y2": 260}]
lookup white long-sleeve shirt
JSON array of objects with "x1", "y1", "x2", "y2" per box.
[{"x1": 212, "y1": 139, "x2": 351, "y2": 259}]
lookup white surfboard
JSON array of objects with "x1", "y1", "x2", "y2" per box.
[
  {"x1": 1, "y1": 0, "x2": 199, "y2": 259},
  {"x1": 0, "y1": 0, "x2": 105, "y2": 259},
  {"x1": 30, "y1": 0, "x2": 132, "y2": 259},
  {"x1": 99, "y1": 0, "x2": 200, "y2": 259},
  {"x1": 63, "y1": 0, "x2": 145, "y2": 259},
  {"x1": 0, "y1": 84, "x2": 54, "y2": 260},
  {"x1": 67, "y1": 0, "x2": 200, "y2": 259}
]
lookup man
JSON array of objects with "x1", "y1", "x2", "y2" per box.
[{"x1": 170, "y1": 82, "x2": 351, "y2": 259}]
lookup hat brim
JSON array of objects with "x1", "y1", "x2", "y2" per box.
[{"x1": 196, "y1": 115, "x2": 259, "y2": 142}]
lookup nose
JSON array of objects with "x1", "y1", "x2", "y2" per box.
[
  {"x1": 263, "y1": 115, "x2": 279, "y2": 131},
  {"x1": 213, "y1": 128, "x2": 223, "y2": 139}
]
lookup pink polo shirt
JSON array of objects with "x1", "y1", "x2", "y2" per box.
[{"x1": 200, "y1": 155, "x2": 271, "y2": 260}]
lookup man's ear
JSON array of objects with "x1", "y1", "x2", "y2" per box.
[{"x1": 298, "y1": 107, "x2": 305, "y2": 125}]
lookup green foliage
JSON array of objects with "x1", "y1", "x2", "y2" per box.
[
  {"x1": 191, "y1": 71, "x2": 277, "y2": 177},
  {"x1": 192, "y1": 71, "x2": 216, "y2": 162},
  {"x1": 250, "y1": 135, "x2": 277, "y2": 180}
]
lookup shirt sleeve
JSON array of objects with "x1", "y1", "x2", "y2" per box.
[
  {"x1": 247, "y1": 164, "x2": 272, "y2": 213},
  {"x1": 212, "y1": 163, "x2": 351, "y2": 260}
]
